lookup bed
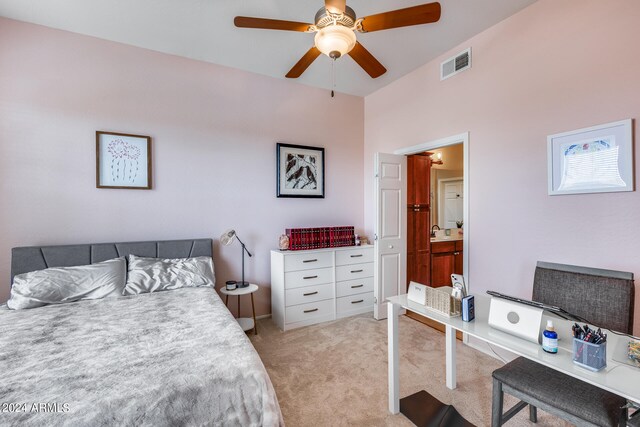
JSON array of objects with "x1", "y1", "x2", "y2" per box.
[{"x1": 0, "y1": 239, "x2": 283, "y2": 427}]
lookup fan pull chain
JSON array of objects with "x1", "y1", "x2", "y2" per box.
[{"x1": 331, "y1": 58, "x2": 336, "y2": 98}]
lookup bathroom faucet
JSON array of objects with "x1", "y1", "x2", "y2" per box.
[{"x1": 431, "y1": 225, "x2": 440, "y2": 237}]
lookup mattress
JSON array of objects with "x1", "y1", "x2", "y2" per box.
[{"x1": 0, "y1": 287, "x2": 283, "y2": 426}]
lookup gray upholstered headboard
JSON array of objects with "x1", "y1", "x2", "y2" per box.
[{"x1": 11, "y1": 239, "x2": 213, "y2": 283}]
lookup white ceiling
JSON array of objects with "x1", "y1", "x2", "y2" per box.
[{"x1": 0, "y1": 0, "x2": 537, "y2": 96}]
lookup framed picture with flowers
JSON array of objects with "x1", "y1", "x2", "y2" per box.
[{"x1": 96, "y1": 131, "x2": 152, "y2": 189}]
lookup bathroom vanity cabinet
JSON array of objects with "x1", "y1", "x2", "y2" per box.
[{"x1": 430, "y1": 239, "x2": 463, "y2": 287}]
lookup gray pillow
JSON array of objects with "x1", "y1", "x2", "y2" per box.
[
  {"x1": 7, "y1": 258, "x2": 126, "y2": 310},
  {"x1": 123, "y1": 255, "x2": 215, "y2": 295}
]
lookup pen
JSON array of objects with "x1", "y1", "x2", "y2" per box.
[{"x1": 573, "y1": 324, "x2": 607, "y2": 343}]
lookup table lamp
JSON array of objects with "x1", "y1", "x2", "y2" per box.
[{"x1": 220, "y1": 229, "x2": 252, "y2": 288}]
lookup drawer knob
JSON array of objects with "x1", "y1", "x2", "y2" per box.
[
  {"x1": 303, "y1": 259, "x2": 318, "y2": 263},
  {"x1": 304, "y1": 308, "x2": 319, "y2": 313},
  {"x1": 351, "y1": 299, "x2": 364, "y2": 304},
  {"x1": 350, "y1": 254, "x2": 363, "y2": 258},
  {"x1": 350, "y1": 269, "x2": 363, "y2": 273},
  {"x1": 388, "y1": 245, "x2": 394, "y2": 249},
  {"x1": 351, "y1": 284, "x2": 364, "y2": 289},
  {"x1": 303, "y1": 275, "x2": 318, "y2": 280},
  {"x1": 303, "y1": 291, "x2": 318, "y2": 296}
]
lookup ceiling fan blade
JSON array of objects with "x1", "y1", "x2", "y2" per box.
[
  {"x1": 234, "y1": 16, "x2": 312, "y2": 32},
  {"x1": 286, "y1": 47, "x2": 322, "y2": 78},
  {"x1": 325, "y1": 0, "x2": 346, "y2": 14},
  {"x1": 348, "y1": 42, "x2": 386, "y2": 78},
  {"x1": 359, "y1": 2, "x2": 441, "y2": 33}
]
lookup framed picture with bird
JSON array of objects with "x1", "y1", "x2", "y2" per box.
[{"x1": 276, "y1": 143, "x2": 325, "y2": 198}]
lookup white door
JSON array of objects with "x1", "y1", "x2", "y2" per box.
[
  {"x1": 374, "y1": 153, "x2": 407, "y2": 320},
  {"x1": 441, "y1": 179, "x2": 463, "y2": 229}
]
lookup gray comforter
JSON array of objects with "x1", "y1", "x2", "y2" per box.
[{"x1": 0, "y1": 287, "x2": 283, "y2": 426}]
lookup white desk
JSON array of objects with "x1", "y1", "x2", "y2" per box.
[{"x1": 387, "y1": 294, "x2": 640, "y2": 414}]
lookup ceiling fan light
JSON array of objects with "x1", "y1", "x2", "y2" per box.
[{"x1": 314, "y1": 25, "x2": 356, "y2": 58}]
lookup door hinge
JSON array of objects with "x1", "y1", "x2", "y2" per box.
[
  {"x1": 374, "y1": 297, "x2": 378, "y2": 304},
  {"x1": 374, "y1": 234, "x2": 378, "y2": 241}
]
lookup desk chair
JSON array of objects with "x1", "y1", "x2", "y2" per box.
[{"x1": 491, "y1": 261, "x2": 635, "y2": 427}]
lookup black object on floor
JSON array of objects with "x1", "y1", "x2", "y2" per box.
[{"x1": 400, "y1": 390, "x2": 475, "y2": 427}]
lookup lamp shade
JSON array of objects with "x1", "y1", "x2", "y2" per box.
[
  {"x1": 314, "y1": 25, "x2": 356, "y2": 59},
  {"x1": 220, "y1": 229, "x2": 237, "y2": 246}
]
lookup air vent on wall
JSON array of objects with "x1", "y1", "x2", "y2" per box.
[{"x1": 440, "y1": 48, "x2": 471, "y2": 80}]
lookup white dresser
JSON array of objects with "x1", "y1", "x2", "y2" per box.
[{"x1": 270, "y1": 245, "x2": 374, "y2": 331}]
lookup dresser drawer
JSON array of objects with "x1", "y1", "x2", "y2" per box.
[
  {"x1": 284, "y1": 251, "x2": 333, "y2": 272},
  {"x1": 335, "y1": 263, "x2": 374, "y2": 281},
  {"x1": 286, "y1": 283, "x2": 333, "y2": 307},
  {"x1": 336, "y1": 277, "x2": 374, "y2": 298},
  {"x1": 285, "y1": 299, "x2": 334, "y2": 324},
  {"x1": 284, "y1": 267, "x2": 333, "y2": 289},
  {"x1": 336, "y1": 247, "x2": 373, "y2": 266},
  {"x1": 336, "y1": 292, "x2": 374, "y2": 316}
]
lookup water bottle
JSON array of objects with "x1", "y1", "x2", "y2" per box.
[{"x1": 542, "y1": 320, "x2": 558, "y2": 354}]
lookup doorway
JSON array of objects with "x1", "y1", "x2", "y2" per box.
[
  {"x1": 373, "y1": 132, "x2": 469, "y2": 322},
  {"x1": 394, "y1": 133, "x2": 468, "y2": 280},
  {"x1": 405, "y1": 143, "x2": 465, "y2": 335},
  {"x1": 439, "y1": 178, "x2": 464, "y2": 230}
]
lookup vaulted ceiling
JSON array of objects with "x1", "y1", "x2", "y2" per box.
[{"x1": 0, "y1": 0, "x2": 537, "y2": 96}]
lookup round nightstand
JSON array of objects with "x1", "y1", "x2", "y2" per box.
[{"x1": 219, "y1": 283, "x2": 258, "y2": 335}]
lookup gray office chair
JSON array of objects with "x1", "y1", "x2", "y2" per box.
[{"x1": 491, "y1": 261, "x2": 635, "y2": 427}]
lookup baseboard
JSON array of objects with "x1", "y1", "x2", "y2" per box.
[{"x1": 257, "y1": 314, "x2": 272, "y2": 320}]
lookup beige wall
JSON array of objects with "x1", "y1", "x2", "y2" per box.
[{"x1": 432, "y1": 143, "x2": 464, "y2": 171}]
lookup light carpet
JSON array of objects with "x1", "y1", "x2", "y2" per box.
[{"x1": 250, "y1": 314, "x2": 573, "y2": 427}]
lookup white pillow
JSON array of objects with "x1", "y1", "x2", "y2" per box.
[
  {"x1": 7, "y1": 258, "x2": 126, "y2": 310},
  {"x1": 123, "y1": 255, "x2": 215, "y2": 295}
]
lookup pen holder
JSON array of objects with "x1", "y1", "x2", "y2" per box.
[{"x1": 572, "y1": 338, "x2": 606, "y2": 372}]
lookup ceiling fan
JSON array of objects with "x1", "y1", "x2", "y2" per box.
[{"x1": 234, "y1": 0, "x2": 441, "y2": 79}]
